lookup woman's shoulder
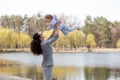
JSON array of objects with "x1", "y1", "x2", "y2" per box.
[
  {"x1": 41, "y1": 41, "x2": 46, "y2": 46},
  {"x1": 41, "y1": 40, "x2": 49, "y2": 46}
]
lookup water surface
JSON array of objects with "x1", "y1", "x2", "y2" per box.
[{"x1": 0, "y1": 52, "x2": 120, "y2": 80}]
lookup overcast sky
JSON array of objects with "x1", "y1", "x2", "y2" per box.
[{"x1": 0, "y1": 0, "x2": 120, "y2": 24}]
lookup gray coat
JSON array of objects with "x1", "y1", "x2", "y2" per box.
[{"x1": 41, "y1": 34, "x2": 59, "y2": 67}]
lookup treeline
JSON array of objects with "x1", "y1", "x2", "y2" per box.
[
  {"x1": 43, "y1": 30, "x2": 120, "y2": 49},
  {"x1": 0, "y1": 14, "x2": 120, "y2": 48},
  {"x1": 0, "y1": 14, "x2": 45, "y2": 36}
]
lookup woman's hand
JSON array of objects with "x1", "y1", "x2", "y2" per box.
[
  {"x1": 56, "y1": 20, "x2": 61, "y2": 29},
  {"x1": 46, "y1": 23, "x2": 51, "y2": 26},
  {"x1": 50, "y1": 20, "x2": 61, "y2": 36}
]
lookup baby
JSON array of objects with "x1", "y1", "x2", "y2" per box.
[{"x1": 45, "y1": 14, "x2": 80, "y2": 35}]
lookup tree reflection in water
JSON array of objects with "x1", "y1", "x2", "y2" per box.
[{"x1": 0, "y1": 62, "x2": 120, "y2": 80}]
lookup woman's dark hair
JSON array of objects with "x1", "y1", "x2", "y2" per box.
[
  {"x1": 45, "y1": 14, "x2": 53, "y2": 20},
  {"x1": 30, "y1": 33, "x2": 43, "y2": 55}
]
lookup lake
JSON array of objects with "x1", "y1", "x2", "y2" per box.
[{"x1": 0, "y1": 52, "x2": 120, "y2": 80}]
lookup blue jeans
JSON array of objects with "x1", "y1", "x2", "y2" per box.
[
  {"x1": 60, "y1": 24, "x2": 78, "y2": 35},
  {"x1": 42, "y1": 66, "x2": 53, "y2": 80}
]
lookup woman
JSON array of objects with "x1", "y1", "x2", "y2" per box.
[{"x1": 30, "y1": 21, "x2": 60, "y2": 80}]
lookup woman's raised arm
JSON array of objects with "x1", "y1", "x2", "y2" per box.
[{"x1": 41, "y1": 20, "x2": 61, "y2": 46}]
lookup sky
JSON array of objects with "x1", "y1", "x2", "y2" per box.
[{"x1": 0, "y1": 0, "x2": 120, "y2": 25}]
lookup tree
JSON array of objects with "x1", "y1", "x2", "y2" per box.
[
  {"x1": 113, "y1": 21, "x2": 120, "y2": 27},
  {"x1": 10, "y1": 15, "x2": 23, "y2": 31},
  {"x1": 117, "y1": 38, "x2": 120, "y2": 48},
  {"x1": 83, "y1": 15, "x2": 93, "y2": 35},
  {"x1": 111, "y1": 25, "x2": 120, "y2": 48},
  {"x1": 86, "y1": 33, "x2": 96, "y2": 48},
  {"x1": 17, "y1": 32, "x2": 31, "y2": 48},
  {"x1": 1, "y1": 15, "x2": 10, "y2": 28},
  {"x1": 0, "y1": 28, "x2": 7, "y2": 48},
  {"x1": 77, "y1": 31, "x2": 85, "y2": 47},
  {"x1": 93, "y1": 17, "x2": 112, "y2": 47}
]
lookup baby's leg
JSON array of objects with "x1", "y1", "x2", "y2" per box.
[
  {"x1": 61, "y1": 30, "x2": 69, "y2": 35},
  {"x1": 60, "y1": 24, "x2": 78, "y2": 35},
  {"x1": 62, "y1": 24, "x2": 79, "y2": 32}
]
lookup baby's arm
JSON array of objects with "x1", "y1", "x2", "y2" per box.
[
  {"x1": 46, "y1": 23, "x2": 51, "y2": 26},
  {"x1": 46, "y1": 23, "x2": 52, "y2": 30}
]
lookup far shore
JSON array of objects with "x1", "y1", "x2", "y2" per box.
[
  {"x1": 0, "y1": 74, "x2": 31, "y2": 80},
  {"x1": 0, "y1": 48, "x2": 120, "y2": 53}
]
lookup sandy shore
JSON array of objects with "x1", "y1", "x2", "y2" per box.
[
  {"x1": 0, "y1": 74, "x2": 31, "y2": 80},
  {"x1": 90, "y1": 48, "x2": 120, "y2": 52},
  {"x1": 53, "y1": 48, "x2": 120, "y2": 53},
  {"x1": 0, "y1": 48, "x2": 120, "y2": 53}
]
